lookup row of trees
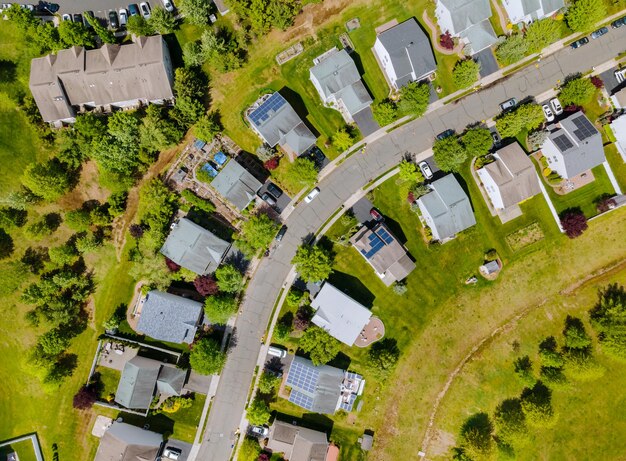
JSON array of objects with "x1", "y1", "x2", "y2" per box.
[
  {"x1": 432, "y1": 126, "x2": 494, "y2": 173},
  {"x1": 496, "y1": 18, "x2": 561, "y2": 66},
  {"x1": 372, "y1": 81, "x2": 432, "y2": 126}
]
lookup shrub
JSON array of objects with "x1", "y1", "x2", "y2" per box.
[
  {"x1": 159, "y1": 395, "x2": 194, "y2": 413},
  {"x1": 439, "y1": 32, "x2": 454, "y2": 50},
  {"x1": 398, "y1": 160, "x2": 424, "y2": 183},
  {"x1": 452, "y1": 59, "x2": 480, "y2": 89},
  {"x1": 181, "y1": 189, "x2": 216, "y2": 213},
  {"x1": 596, "y1": 196, "x2": 616, "y2": 213},
  {"x1": 165, "y1": 257, "x2": 181, "y2": 271},
  {"x1": 590, "y1": 75, "x2": 604, "y2": 89},
  {"x1": 194, "y1": 274, "x2": 219, "y2": 296},
  {"x1": 263, "y1": 157, "x2": 279, "y2": 170},
  {"x1": 560, "y1": 210, "x2": 588, "y2": 238}
]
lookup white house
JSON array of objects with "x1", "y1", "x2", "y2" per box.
[
  {"x1": 611, "y1": 86, "x2": 626, "y2": 110},
  {"x1": 501, "y1": 0, "x2": 564, "y2": 25},
  {"x1": 373, "y1": 18, "x2": 437, "y2": 90},
  {"x1": 610, "y1": 114, "x2": 626, "y2": 162},
  {"x1": 541, "y1": 112, "x2": 605, "y2": 179},
  {"x1": 435, "y1": 0, "x2": 497, "y2": 53}
]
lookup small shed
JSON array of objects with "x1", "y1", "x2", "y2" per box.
[
  {"x1": 360, "y1": 433, "x2": 374, "y2": 451},
  {"x1": 479, "y1": 260, "x2": 500, "y2": 276}
]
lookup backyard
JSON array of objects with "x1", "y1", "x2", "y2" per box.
[{"x1": 0, "y1": 439, "x2": 38, "y2": 461}]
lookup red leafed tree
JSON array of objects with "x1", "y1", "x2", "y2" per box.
[
  {"x1": 439, "y1": 32, "x2": 454, "y2": 50},
  {"x1": 165, "y1": 257, "x2": 181, "y2": 272},
  {"x1": 560, "y1": 210, "x2": 588, "y2": 238},
  {"x1": 590, "y1": 76, "x2": 604, "y2": 89},
  {"x1": 407, "y1": 191, "x2": 415, "y2": 203},
  {"x1": 293, "y1": 305, "x2": 312, "y2": 331},
  {"x1": 564, "y1": 104, "x2": 583, "y2": 113},
  {"x1": 257, "y1": 454, "x2": 270, "y2": 461},
  {"x1": 264, "y1": 157, "x2": 279, "y2": 170},
  {"x1": 596, "y1": 197, "x2": 616, "y2": 213},
  {"x1": 194, "y1": 274, "x2": 219, "y2": 296},
  {"x1": 73, "y1": 385, "x2": 97, "y2": 410}
]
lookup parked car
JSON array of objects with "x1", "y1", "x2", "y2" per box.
[
  {"x1": 162, "y1": 446, "x2": 182, "y2": 460},
  {"x1": 570, "y1": 37, "x2": 589, "y2": 49},
  {"x1": 616, "y1": 68, "x2": 626, "y2": 84},
  {"x1": 22, "y1": 4, "x2": 34, "y2": 11},
  {"x1": 118, "y1": 8, "x2": 128, "y2": 26},
  {"x1": 499, "y1": 98, "x2": 518, "y2": 111},
  {"x1": 249, "y1": 425, "x2": 269, "y2": 438},
  {"x1": 611, "y1": 16, "x2": 626, "y2": 28},
  {"x1": 491, "y1": 130, "x2": 501, "y2": 147},
  {"x1": 72, "y1": 13, "x2": 82, "y2": 23},
  {"x1": 128, "y1": 3, "x2": 140, "y2": 16},
  {"x1": 267, "y1": 346, "x2": 287, "y2": 358},
  {"x1": 83, "y1": 11, "x2": 94, "y2": 28},
  {"x1": 549, "y1": 97, "x2": 563, "y2": 115},
  {"x1": 161, "y1": 0, "x2": 174, "y2": 12},
  {"x1": 591, "y1": 27, "x2": 609, "y2": 39},
  {"x1": 542, "y1": 104, "x2": 555, "y2": 122},
  {"x1": 370, "y1": 208, "x2": 384, "y2": 222},
  {"x1": 275, "y1": 225, "x2": 287, "y2": 242},
  {"x1": 266, "y1": 182, "x2": 283, "y2": 198},
  {"x1": 61, "y1": 13, "x2": 71, "y2": 21},
  {"x1": 260, "y1": 192, "x2": 277, "y2": 207},
  {"x1": 139, "y1": 1, "x2": 151, "y2": 18},
  {"x1": 108, "y1": 10, "x2": 119, "y2": 29},
  {"x1": 304, "y1": 187, "x2": 320, "y2": 203},
  {"x1": 39, "y1": 2, "x2": 59, "y2": 13},
  {"x1": 436, "y1": 129, "x2": 455, "y2": 141},
  {"x1": 418, "y1": 160, "x2": 433, "y2": 180}
]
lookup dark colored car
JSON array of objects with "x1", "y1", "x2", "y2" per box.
[
  {"x1": 611, "y1": 16, "x2": 626, "y2": 28},
  {"x1": 591, "y1": 27, "x2": 608, "y2": 39},
  {"x1": 275, "y1": 225, "x2": 287, "y2": 242},
  {"x1": 39, "y1": 2, "x2": 59, "y2": 13},
  {"x1": 266, "y1": 182, "x2": 283, "y2": 198},
  {"x1": 491, "y1": 130, "x2": 501, "y2": 147},
  {"x1": 370, "y1": 208, "x2": 384, "y2": 222},
  {"x1": 108, "y1": 10, "x2": 119, "y2": 29},
  {"x1": 570, "y1": 37, "x2": 589, "y2": 49},
  {"x1": 83, "y1": 11, "x2": 94, "y2": 29},
  {"x1": 128, "y1": 3, "x2": 140, "y2": 16},
  {"x1": 436, "y1": 129, "x2": 455, "y2": 141},
  {"x1": 73, "y1": 13, "x2": 83, "y2": 24},
  {"x1": 307, "y1": 146, "x2": 326, "y2": 168}
]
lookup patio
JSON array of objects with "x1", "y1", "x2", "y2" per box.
[
  {"x1": 354, "y1": 316, "x2": 385, "y2": 347},
  {"x1": 98, "y1": 342, "x2": 138, "y2": 371}
]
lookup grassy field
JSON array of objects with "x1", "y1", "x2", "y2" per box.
[
  {"x1": 0, "y1": 439, "x2": 38, "y2": 461},
  {"x1": 606, "y1": 143, "x2": 626, "y2": 192},
  {"x1": 95, "y1": 367, "x2": 122, "y2": 400}
]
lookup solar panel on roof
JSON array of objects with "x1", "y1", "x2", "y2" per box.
[
  {"x1": 289, "y1": 390, "x2": 314, "y2": 410},
  {"x1": 286, "y1": 360, "x2": 319, "y2": 394},
  {"x1": 376, "y1": 228, "x2": 394, "y2": 245},
  {"x1": 553, "y1": 134, "x2": 573, "y2": 152},
  {"x1": 249, "y1": 93, "x2": 287, "y2": 127},
  {"x1": 571, "y1": 115, "x2": 597, "y2": 141}
]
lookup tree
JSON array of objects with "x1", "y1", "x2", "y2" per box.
[
  {"x1": 298, "y1": 326, "x2": 341, "y2": 365},
  {"x1": 74, "y1": 112, "x2": 107, "y2": 144},
  {"x1": 560, "y1": 209, "x2": 588, "y2": 238},
  {"x1": 48, "y1": 243, "x2": 79, "y2": 266},
  {"x1": 461, "y1": 127, "x2": 492, "y2": 157},
  {"x1": 559, "y1": 77, "x2": 596, "y2": 106},
  {"x1": 181, "y1": 189, "x2": 216, "y2": 213},
  {"x1": 140, "y1": 104, "x2": 183, "y2": 152},
  {"x1": 289, "y1": 158, "x2": 318, "y2": 186},
  {"x1": 495, "y1": 103, "x2": 544, "y2": 138},
  {"x1": 194, "y1": 274, "x2": 219, "y2": 296},
  {"x1": 520, "y1": 381, "x2": 557, "y2": 427},
  {"x1": 293, "y1": 304, "x2": 312, "y2": 331},
  {"x1": 137, "y1": 179, "x2": 177, "y2": 249},
  {"x1": 183, "y1": 41, "x2": 206, "y2": 66},
  {"x1": 566, "y1": 0, "x2": 606, "y2": 32},
  {"x1": 174, "y1": 67, "x2": 207, "y2": 101},
  {"x1": 24, "y1": 214, "x2": 62, "y2": 240},
  {"x1": 372, "y1": 100, "x2": 398, "y2": 126},
  {"x1": 148, "y1": 6, "x2": 178, "y2": 34},
  {"x1": 258, "y1": 370, "x2": 281, "y2": 394},
  {"x1": 246, "y1": 397, "x2": 271, "y2": 425},
  {"x1": 398, "y1": 81, "x2": 430, "y2": 117},
  {"x1": 538, "y1": 336, "x2": 564, "y2": 368},
  {"x1": 493, "y1": 398, "x2": 528, "y2": 446},
  {"x1": 179, "y1": 0, "x2": 212, "y2": 25},
  {"x1": 73, "y1": 385, "x2": 97, "y2": 409},
  {"x1": 64, "y1": 209, "x2": 91, "y2": 232},
  {"x1": 193, "y1": 113, "x2": 222, "y2": 142},
  {"x1": 236, "y1": 213, "x2": 279, "y2": 255},
  {"x1": 84, "y1": 13, "x2": 116, "y2": 43},
  {"x1": 495, "y1": 34, "x2": 528, "y2": 66},
  {"x1": 57, "y1": 21, "x2": 95, "y2": 48},
  {"x1": 562, "y1": 315, "x2": 592, "y2": 350},
  {"x1": 589, "y1": 284, "x2": 626, "y2": 361},
  {"x1": 215, "y1": 264, "x2": 244, "y2": 293},
  {"x1": 525, "y1": 19, "x2": 560, "y2": 53},
  {"x1": 0, "y1": 207, "x2": 27, "y2": 228},
  {"x1": 433, "y1": 136, "x2": 467, "y2": 172},
  {"x1": 513, "y1": 355, "x2": 535, "y2": 386},
  {"x1": 126, "y1": 15, "x2": 154, "y2": 36},
  {"x1": 22, "y1": 159, "x2": 73, "y2": 201},
  {"x1": 37, "y1": 329, "x2": 70, "y2": 356},
  {"x1": 453, "y1": 59, "x2": 480, "y2": 89},
  {"x1": 440, "y1": 32, "x2": 454, "y2": 50},
  {"x1": 368, "y1": 338, "x2": 400, "y2": 376},
  {"x1": 332, "y1": 128, "x2": 354, "y2": 151},
  {"x1": 204, "y1": 294, "x2": 238, "y2": 324},
  {"x1": 291, "y1": 244, "x2": 333, "y2": 282},
  {"x1": 398, "y1": 160, "x2": 424, "y2": 183},
  {"x1": 239, "y1": 437, "x2": 262, "y2": 461},
  {"x1": 190, "y1": 338, "x2": 226, "y2": 374},
  {"x1": 75, "y1": 233, "x2": 100, "y2": 253},
  {"x1": 0, "y1": 229, "x2": 14, "y2": 260},
  {"x1": 174, "y1": 96, "x2": 205, "y2": 126},
  {"x1": 107, "y1": 191, "x2": 128, "y2": 217},
  {"x1": 458, "y1": 413, "x2": 494, "y2": 458}
]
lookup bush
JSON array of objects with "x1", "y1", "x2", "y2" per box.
[
  {"x1": 440, "y1": 32, "x2": 454, "y2": 50},
  {"x1": 559, "y1": 77, "x2": 596, "y2": 106},
  {"x1": 560, "y1": 209, "x2": 588, "y2": 238},
  {"x1": 159, "y1": 395, "x2": 194, "y2": 413},
  {"x1": 513, "y1": 355, "x2": 535, "y2": 386},
  {"x1": 288, "y1": 158, "x2": 318, "y2": 186},
  {"x1": 275, "y1": 312, "x2": 294, "y2": 340},
  {"x1": 452, "y1": 59, "x2": 480, "y2": 89},
  {"x1": 298, "y1": 326, "x2": 341, "y2": 365},
  {"x1": 246, "y1": 397, "x2": 271, "y2": 426},
  {"x1": 263, "y1": 157, "x2": 279, "y2": 170},
  {"x1": 189, "y1": 337, "x2": 226, "y2": 375}
]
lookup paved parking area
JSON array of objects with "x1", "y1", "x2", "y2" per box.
[
  {"x1": 353, "y1": 107, "x2": 380, "y2": 137},
  {"x1": 258, "y1": 181, "x2": 291, "y2": 213},
  {"x1": 162, "y1": 439, "x2": 192, "y2": 461},
  {"x1": 476, "y1": 48, "x2": 499, "y2": 78},
  {"x1": 13, "y1": 0, "x2": 169, "y2": 20},
  {"x1": 600, "y1": 66, "x2": 625, "y2": 94}
]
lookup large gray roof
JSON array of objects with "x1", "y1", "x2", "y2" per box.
[
  {"x1": 377, "y1": 18, "x2": 437, "y2": 84},
  {"x1": 160, "y1": 218, "x2": 231, "y2": 275},
  {"x1": 440, "y1": 0, "x2": 493, "y2": 33},
  {"x1": 136, "y1": 291, "x2": 203, "y2": 344},
  {"x1": 29, "y1": 35, "x2": 174, "y2": 123},
  {"x1": 115, "y1": 356, "x2": 161, "y2": 410},
  {"x1": 417, "y1": 174, "x2": 476, "y2": 240},
  {"x1": 522, "y1": 0, "x2": 564, "y2": 16},
  {"x1": 210, "y1": 159, "x2": 263, "y2": 210},
  {"x1": 248, "y1": 93, "x2": 317, "y2": 156},
  {"x1": 286, "y1": 356, "x2": 344, "y2": 414},
  {"x1": 266, "y1": 420, "x2": 329, "y2": 461},
  {"x1": 155, "y1": 365, "x2": 187, "y2": 395},
  {"x1": 460, "y1": 19, "x2": 498, "y2": 53},
  {"x1": 94, "y1": 422, "x2": 162, "y2": 461},
  {"x1": 546, "y1": 111, "x2": 605, "y2": 178}
]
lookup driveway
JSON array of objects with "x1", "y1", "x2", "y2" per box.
[
  {"x1": 197, "y1": 21, "x2": 626, "y2": 461},
  {"x1": 257, "y1": 181, "x2": 291, "y2": 214},
  {"x1": 162, "y1": 439, "x2": 192, "y2": 461},
  {"x1": 599, "y1": 66, "x2": 625, "y2": 94},
  {"x1": 353, "y1": 107, "x2": 380, "y2": 137},
  {"x1": 476, "y1": 48, "x2": 499, "y2": 78}
]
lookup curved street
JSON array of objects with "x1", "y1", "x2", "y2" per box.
[{"x1": 197, "y1": 26, "x2": 626, "y2": 461}]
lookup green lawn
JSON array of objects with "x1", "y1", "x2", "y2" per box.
[
  {"x1": 605, "y1": 143, "x2": 626, "y2": 192},
  {"x1": 0, "y1": 440, "x2": 38, "y2": 461},
  {"x1": 95, "y1": 367, "x2": 121, "y2": 400}
]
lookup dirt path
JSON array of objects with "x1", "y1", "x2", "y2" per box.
[
  {"x1": 421, "y1": 11, "x2": 464, "y2": 56},
  {"x1": 419, "y1": 257, "x2": 626, "y2": 457}
]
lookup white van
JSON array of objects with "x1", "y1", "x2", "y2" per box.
[
  {"x1": 267, "y1": 346, "x2": 287, "y2": 358},
  {"x1": 304, "y1": 187, "x2": 320, "y2": 203}
]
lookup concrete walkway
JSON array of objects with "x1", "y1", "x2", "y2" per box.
[
  {"x1": 535, "y1": 173, "x2": 564, "y2": 232},
  {"x1": 603, "y1": 160, "x2": 623, "y2": 195}
]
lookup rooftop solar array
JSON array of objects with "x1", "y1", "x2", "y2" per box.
[
  {"x1": 249, "y1": 93, "x2": 287, "y2": 127},
  {"x1": 375, "y1": 227, "x2": 394, "y2": 245},
  {"x1": 553, "y1": 134, "x2": 574, "y2": 152},
  {"x1": 339, "y1": 393, "x2": 357, "y2": 412},
  {"x1": 201, "y1": 163, "x2": 218, "y2": 178},
  {"x1": 286, "y1": 359, "x2": 320, "y2": 394},
  {"x1": 346, "y1": 372, "x2": 362, "y2": 381},
  {"x1": 360, "y1": 226, "x2": 395, "y2": 259},
  {"x1": 572, "y1": 115, "x2": 597, "y2": 141},
  {"x1": 289, "y1": 390, "x2": 315, "y2": 410}
]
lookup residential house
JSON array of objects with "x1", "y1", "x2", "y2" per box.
[
  {"x1": 309, "y1": 48, "x2": 373, "y2": 123},
  {"x1": 373, "y1": 18, "x2": 437, "y2": 90},
  {"x1": 266, "y1": 420, "x2": 330, "y2": 461},
  {"x1": 29, "y1": 35, "x2": 174, "y2": 125},
  {"x1": 247, "y1": 92, "x2": 317, "y2": 161},
  {"x1": 94, "y1": 421, "x2": 162, "y2": 461},
  {"x1": 416, "y1": 174, "x2": 476, "y2": 241},
  {"x1": 210, "y1": 158, "x2": 263, "y2": 211},
  {"x1": 476, "y1": 142, "x2": 541, "y2": 210},
  {"x1": 349, "y1": 222, "x2": 416, "y2": 286},
  {"x1": 115, "y1": 356, "x2": 186, "y2": 410},
  {"x1": 434, "y1": 0, "x2": 497, "y2": 53},
  {"x1": 501, "y1": 0, "x2": 564, "y2": 25},
  {"x1": 285, "y1": 356, "x2": 364, "y2": 414},
  {"x1": 136, "y1": 291, "x2": 203, "y2": 344},
  {"x1": 160, "y1": 217, "x2": 231, "y2": 275},
  {"x1": 310, "y1": 282, "x2": 372, "y2": 346},
  {"x1": 610, "y1": 114, "x2": 626, "y2": 162},
  {"x1": 541, "y1": 111, "x2": 605, "y2": 179},
  {"x1": 610, "y1": 86, "x2": 626, "y2": 110}
]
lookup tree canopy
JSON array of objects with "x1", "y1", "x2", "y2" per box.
[
  {"x1": 292, "y1": 244, "x2": 333, "y2": 283},
  {"x1": 558, "y1": 77, "x2": 596, "y2": 106},
  {"x1": 453, "y1": 59, "x2": 480, "y2": 89},
  {"x1": 433, "y1": 136, "x2": 467, "y2": 172},
  {"x1": 179, "y1": 0, "x2": 213, "y2": 25},
  {"x1": 332, "y1": 129, "x2": 354, "y2": 151},
  {"x1": 398, "y1": 160, "x2": 424, "y2": 183},
  {"x1": 298, "y1": 326, "x2": 341, "y2": 365},
  {"x1": 289, "y1": 158, "x2": 318, "y2": 186},
  {"x1": 495, "y1": 103, "x2": 544, "y2": 139},
  {"x1": 525, "y1": 19, "x2": 560, "y2": 53},
  {"x1": 194, "y1": 113, "x2": 222, "y2": 142},
  {"x1": 22, "y1": 159, "x2": 74, "y2": 201},
  {"x1": 398, "y1": 81, "x2": 430, "y2": 117},
  {"x1": 372, "y1": 100, "x2": 398, "y2": 126},
  {"x1": 246, "y1": 396, "x2": 271, "y2": 425},
  {"x1": 126, "y1": 15, "x2": 154, "y2": 36},
  {"x1": 204, "y1": 294, "x2": 238, "y2": 324},
  {"x1": 495, "y1": 34, "x2": 528, "y2": 66},
  {"x1": 230, "y1": 0, "x2": 300, "y2": 34},
  {"x1": 149, "y1": 6, "x2": 178, "y2": 34},
  {"x1": 215, "y1": 264, "x2": 244, "y2": 293},
  {"x1": 189, "y1": 337, "x2": 226, "y2": 374},
  {"x1": 0, "y1": 228, "x2": 14, "y2": 260},
  {"x1": 236, "y1": 213, "x2": 280, "y2": 255},
  {"x1": 566, "y1": 0, "x2": 606, "y2": 32},
  {"x1": 258, "y1": 370, "x2": 281, "y2": 394},
  {"x1": 589, "y1": 284, "x2": 626, "y2": 361},
  {"x1": 461, "y1": 127, "x2": 493, "y2": 157}
]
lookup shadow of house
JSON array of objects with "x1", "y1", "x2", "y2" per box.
[
  {"x1": 280, "y1": 86, "x2": 321, "y2": 139},
  {"x1": 235, "y1": 151, "x2": 270, "y2": 184},
  {"x1": 327, "y1": 271, "x2": 376, "y2": 308}
]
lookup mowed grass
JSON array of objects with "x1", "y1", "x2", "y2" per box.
[
  {"x1": 432, "y1": 264, "x2": 626, "y2": 460},
  {"x1": 0, "y1": 439, "x2": 38, "y2": 461},
  {"x1": 605, "y1": 143, "x2": 626, "y2": 192}
]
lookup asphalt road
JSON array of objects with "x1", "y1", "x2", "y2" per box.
[{"x1": 198, "y1": 25, "x2": 626, "y2": 461}]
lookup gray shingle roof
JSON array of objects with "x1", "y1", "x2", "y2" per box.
[
  {"x1": 210, "y1": 159, "x2": 263, "y2": 210},
  {"x1": 460, "y1": 19, "x2": 498, "y2": 53},
  {"x1": 115, "y1": 356, "x2": 161, "y2": 410},
  {"x1": 440, "y1": 0, "x2": 493, "y2": 33},
  {"x1": 136, "y1": 291, "x2": 203, "y2": 344},
  {"x1": 417, "y1": 174, "x2": 477, "y2": 240},
  {"x1": 160, "y1": 218, "x2": 231, "y2": 275},
  {"x1": 266, "y1": 420, "x2": 329, "y2": 461},
  {"x1": 29, "y1": 36, "x2": 174, "y2": 123},
  {"x1": 541, "y1": 0, "x2": 564, "y2": 13},
  {"x1": 377, "y1": 18, "x2": 437, "y2": 84},
  {"x1": 94, "y1": 422, "x2": 162, "y2": 461},
  {"x1": 155, "y1": 365, "x2": 187, "y2": 395},
  {"x1": 286, "y1": 356, "x2": 344, "y2": 414}
]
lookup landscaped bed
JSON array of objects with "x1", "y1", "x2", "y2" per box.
[{"x1": 505, "y1": 221, "x2": 545, "y2": 251}]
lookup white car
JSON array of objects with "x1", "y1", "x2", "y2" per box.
[
  {"x1": 542, "y1": 104, "x2": 555, "y2": 122},
  {"x1": 140, "y1": 1, "x2": 151, "y2": 18},
  {"x1": 549, "y1": 97, "x2": 563, "y2": 115},
  {"x1": 304, "y1": 187, "x2": 320, "y2": 203},
  {"x1": 249, "y1": 425, "x2": 269, "y2": 438},
  {"x1": 616, "y1": 68, "x2": 626, "y2": 84},
  {"x1": 162, "y1": 0, "x2": 174, "y2": 12},
  {"x1": 267, "y1": 345, "x2": 287, "y2": 358},
  {"x1": 162, "y1": 446, "x2": 181, "y2": 460},
  {"x1": 418, "y1": 161, "x2": 433, "y2": 180},
  {"x1": 118, "y1": 8, "x2": 128, "y2": 26},
  {"x1": 61, "y1": 13, "x2": 71, "y2": 21}
]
